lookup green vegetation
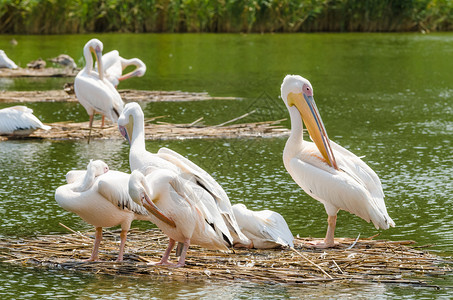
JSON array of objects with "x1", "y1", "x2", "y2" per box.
[{"x1": 1, "y1": 0, "x2": 452, "y2": 34}]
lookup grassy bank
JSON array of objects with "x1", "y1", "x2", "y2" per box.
[{"x1": 1, "y1": 0, "x2": 452, "y2": 34}]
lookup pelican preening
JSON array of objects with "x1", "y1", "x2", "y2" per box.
[
  {"x1": 281, "y1": 75, "x2": 394, "y2": 248},
  {"x1": 74, "y1": 38, "x2": 124, "y2": 143},
  {"x1": 118, "y1": 102, "x2": 251, "y2": 249},
  {"x1": 0, "y1": 50, "x2": 18, "y2": 69},
  {"x1": 232, "y1": 204, "x2": 294, "y2": 249},
  {"x1": 129, "y1": 169, "x2": 234, "y2": 267},
  {"x1": 0, "y1": 106, "x2": 51, "y2": 136},
  {"x1": 55, "y1": 160, "x2": 149, "y2": 261},
  {"x1": 99, "y1": 50, "x2": 146, "y2": 88}
]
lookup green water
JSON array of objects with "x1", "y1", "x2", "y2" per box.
[{"x1": 1, "y1": 33, "x2": 452, "y2": 298}]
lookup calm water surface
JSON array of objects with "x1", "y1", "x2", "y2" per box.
[{"x1": 0, "y1": 33, "x2": 452, "y2": 298}]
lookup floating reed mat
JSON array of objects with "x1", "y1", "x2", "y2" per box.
[
  {"x1": 0, "y1": 227, "x2": 451, "y2": 286},
  {"x1": 2, "y1": 113, "x2": 289, "y2": 141},
  {"x1": 0, "y1": 67, "x2": 78, "y2": 78},
  {"x1": 0, "y1": 89, "x2": 238, "y2": 103}
]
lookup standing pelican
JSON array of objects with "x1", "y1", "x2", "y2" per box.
[
  {"x1": 129, "y1": 169, "x2": 233, "y2": 267},
  {"x1": 74, "y1": 39, "x2": 124, "y2": 142},
  {"x1": 117, "y1": 102, "x2": 250, "y2": 247},
  {"x1": 232, "y1": 204, "x2": 294, "y2": 249},
  {"x1": 281, "y1": 75, "x2": 394, "y2": 248},
  {"x1": 0, "y1": 106, "x2": 50, "y2": 136},
  {"x1": 0, "y1": 50, "x2": 18, "y2": 69},
  {"x1": 98, "y1": 50, "x2": 146, "y2": 88},
  {"x1": 55, "y1": 160, "x2": 149, "y2": 261}
]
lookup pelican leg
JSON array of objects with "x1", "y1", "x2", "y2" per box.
[
  {"x1": 324, "y1": 215, "x2": 337, "y2": 247},
  {"x1": 305, "y1": 215, "x2": 338, "y2": 248},
  {"x1": 174, "y1": 238, "x2": 190, "y2": 268},
  {"x1": 87, "y1": 227, "x2": 103, "y2": 261},
  {"x1": 149, "y1": 238, "x2": 176, "y2": 266},
  {"x1": 87, "y1": 114, "x2": 94, "y2": 144},
  {"x1": 116, "y1": 229, "x2": 128, "y2": 262},
  {"x1": 101, "y1": 115, "x2": 105, "y2": 128}
]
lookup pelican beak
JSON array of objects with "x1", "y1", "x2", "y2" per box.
[
  {"x1": 118, "y1": 69, "x2": 141, "y2": 81},
  {"x1": 287, "y1": 92, "x2": 338, "y2": 170},
  {"x1": 142, "y1": 192, "x2": 176, "y2": 228},
  {"x1": 118, "y1": 115, "x2": 134, "y2": 145},
  {"x1": 92, "y1": 46, "x2": 104, "y2": 80}
]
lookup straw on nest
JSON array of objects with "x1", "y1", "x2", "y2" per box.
[
  {"x1": 0, "y1": 226, "x2": 450, "y2": 287},
  {"x1": 0, "y1": 89, "x2": 238, "y2": 103}
]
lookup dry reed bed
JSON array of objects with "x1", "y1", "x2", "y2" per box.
[
  {"x1": 0, "y1": 68, "x2": 77, "y2": 78},
  {"x1": 0, "y1": 89, "x2": 239, "y2": 103},
  {"x1": 21, "y1": 117, "x2": 289, "y2": 140},
  {"x1": 0, "y1": 228, "x2": 450, "y2": 286}
]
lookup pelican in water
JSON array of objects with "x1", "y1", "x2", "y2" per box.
[
  {"x1": 0, "y1": 106, "x2": 50, "y2": 136},
  {"x1": 232, "y1": 204, "x2": 294, "y2": 249},
  {"x1": 74, "y1": 39, "x2": 124, "y2": 142},
  {"x1": 281, "y1": 75, "x2": 395, "y2": 248},
  {"x1": 0, "y1": 50, "x2": 18, "y2": 69},
  {"x1": 129, "y1": 169, "x2": 233, "y2": 267},
  {"x1": 49, "y1": 54, "x2": 77, "y2": 70},
  {"x1": 98, "y1": 50, "x2": 146, "y2": 88},
  {"x1": 118, "y1": 102, "x2": 250, "y2": 247},
  {"x1": 55, "y1": 160, "x2": 149, "y2": 261}
]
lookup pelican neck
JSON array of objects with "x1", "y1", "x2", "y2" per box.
[
  {"x1": 130, "y1": 110, "x2": 146, "y2": 151},
  {"x1": 83, "y1": 47, "x2": 94, "y2": 74},
  {"x1": 288, "y1": 105, "x2": 304, "y2": 143}
]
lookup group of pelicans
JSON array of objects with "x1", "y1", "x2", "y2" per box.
[{"x1": 4, "y1": 39, "x2": 395, "y2": 267}]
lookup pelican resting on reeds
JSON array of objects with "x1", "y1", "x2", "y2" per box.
[
  {"x1": 55, "y1": 160, "x2": 149, "y2": 261},
  {"x1": 280, "y1": 75, "x2": 395, "y2": 248},
  {"x1": 129, "y1": 169, "x2": 234, "y2": 267},
  {"x1": 118, "y1": 102, "x2": 251, "y2": 248},
  {"x1": 98, "y1": 50, "x2": 146, "y2": 88},
  {"x1": 0, "y1": 50, "x2": 18, "y2": 69},
  {"x1": 49, "y1": 54, "x2": 77, "y2": 70},
  {"x1": 232, "y1": 204, "x2": 294, "y2": 249},
  {"x1": 74, "y1": 38, "x2": 124, "y2": 143},
  {"x1": 0, "y1": 106, "x2": 50, "y2": 136}
]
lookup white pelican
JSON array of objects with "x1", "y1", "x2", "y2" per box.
[
  {"x1": 232, "y1": 204, "x2": 294, "y2": 249},
  {"x1": 0, "y1": 106, "x2": 50, "y2": 136},
  {"x1": 129, "y1": 169, "x2": 233, "y2": 267},
  {"x1": 55, "y1": 160, "x2": 149, "y2": 261},
  {"x1": 49, "y1": 54, "x2": 77, "y2": 70},
  {"x1": 98, "y1": 50, "x2": 146, "y2": 88},
  {"x1": 74, "y1": 39, "x2": 124, "y2": 142},
  {"x1": 281, "y1": 75, "x2": 395, "y2": 248},
  {"x1": 0, "y1": 50, "x2": 18, "y2": 69},
  {"x1": 118, "y1": 102, "x2": 250, "y2": 247}
]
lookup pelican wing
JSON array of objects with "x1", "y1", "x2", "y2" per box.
[
  {"x1": 74, "y1": 72, "x2": 123, "y2": 122},
  {"x1": 169, "y1": 174, "x2": 233, "y2": 246},
  {"x1": 252, "y1": 210, "x2": 294, "y2": 247},
  {"x1": 157, "y1": 147, "x2": 250, "y2": 244},
  {"x1": 0, "y1": 106, "x2": 50, "y2": 134},
  {"x1": 289, "y1": 152, "x2": 393, "y2": 229},
  {"x1": 97, "y1": 171, "x2": 148, "y2": 216},
  {"x1": 65, "y1": 170, "x2": 87, "y2": 184},
  {"x1": 330, "y1": 140, "x2": 385, "y2": 199}
]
